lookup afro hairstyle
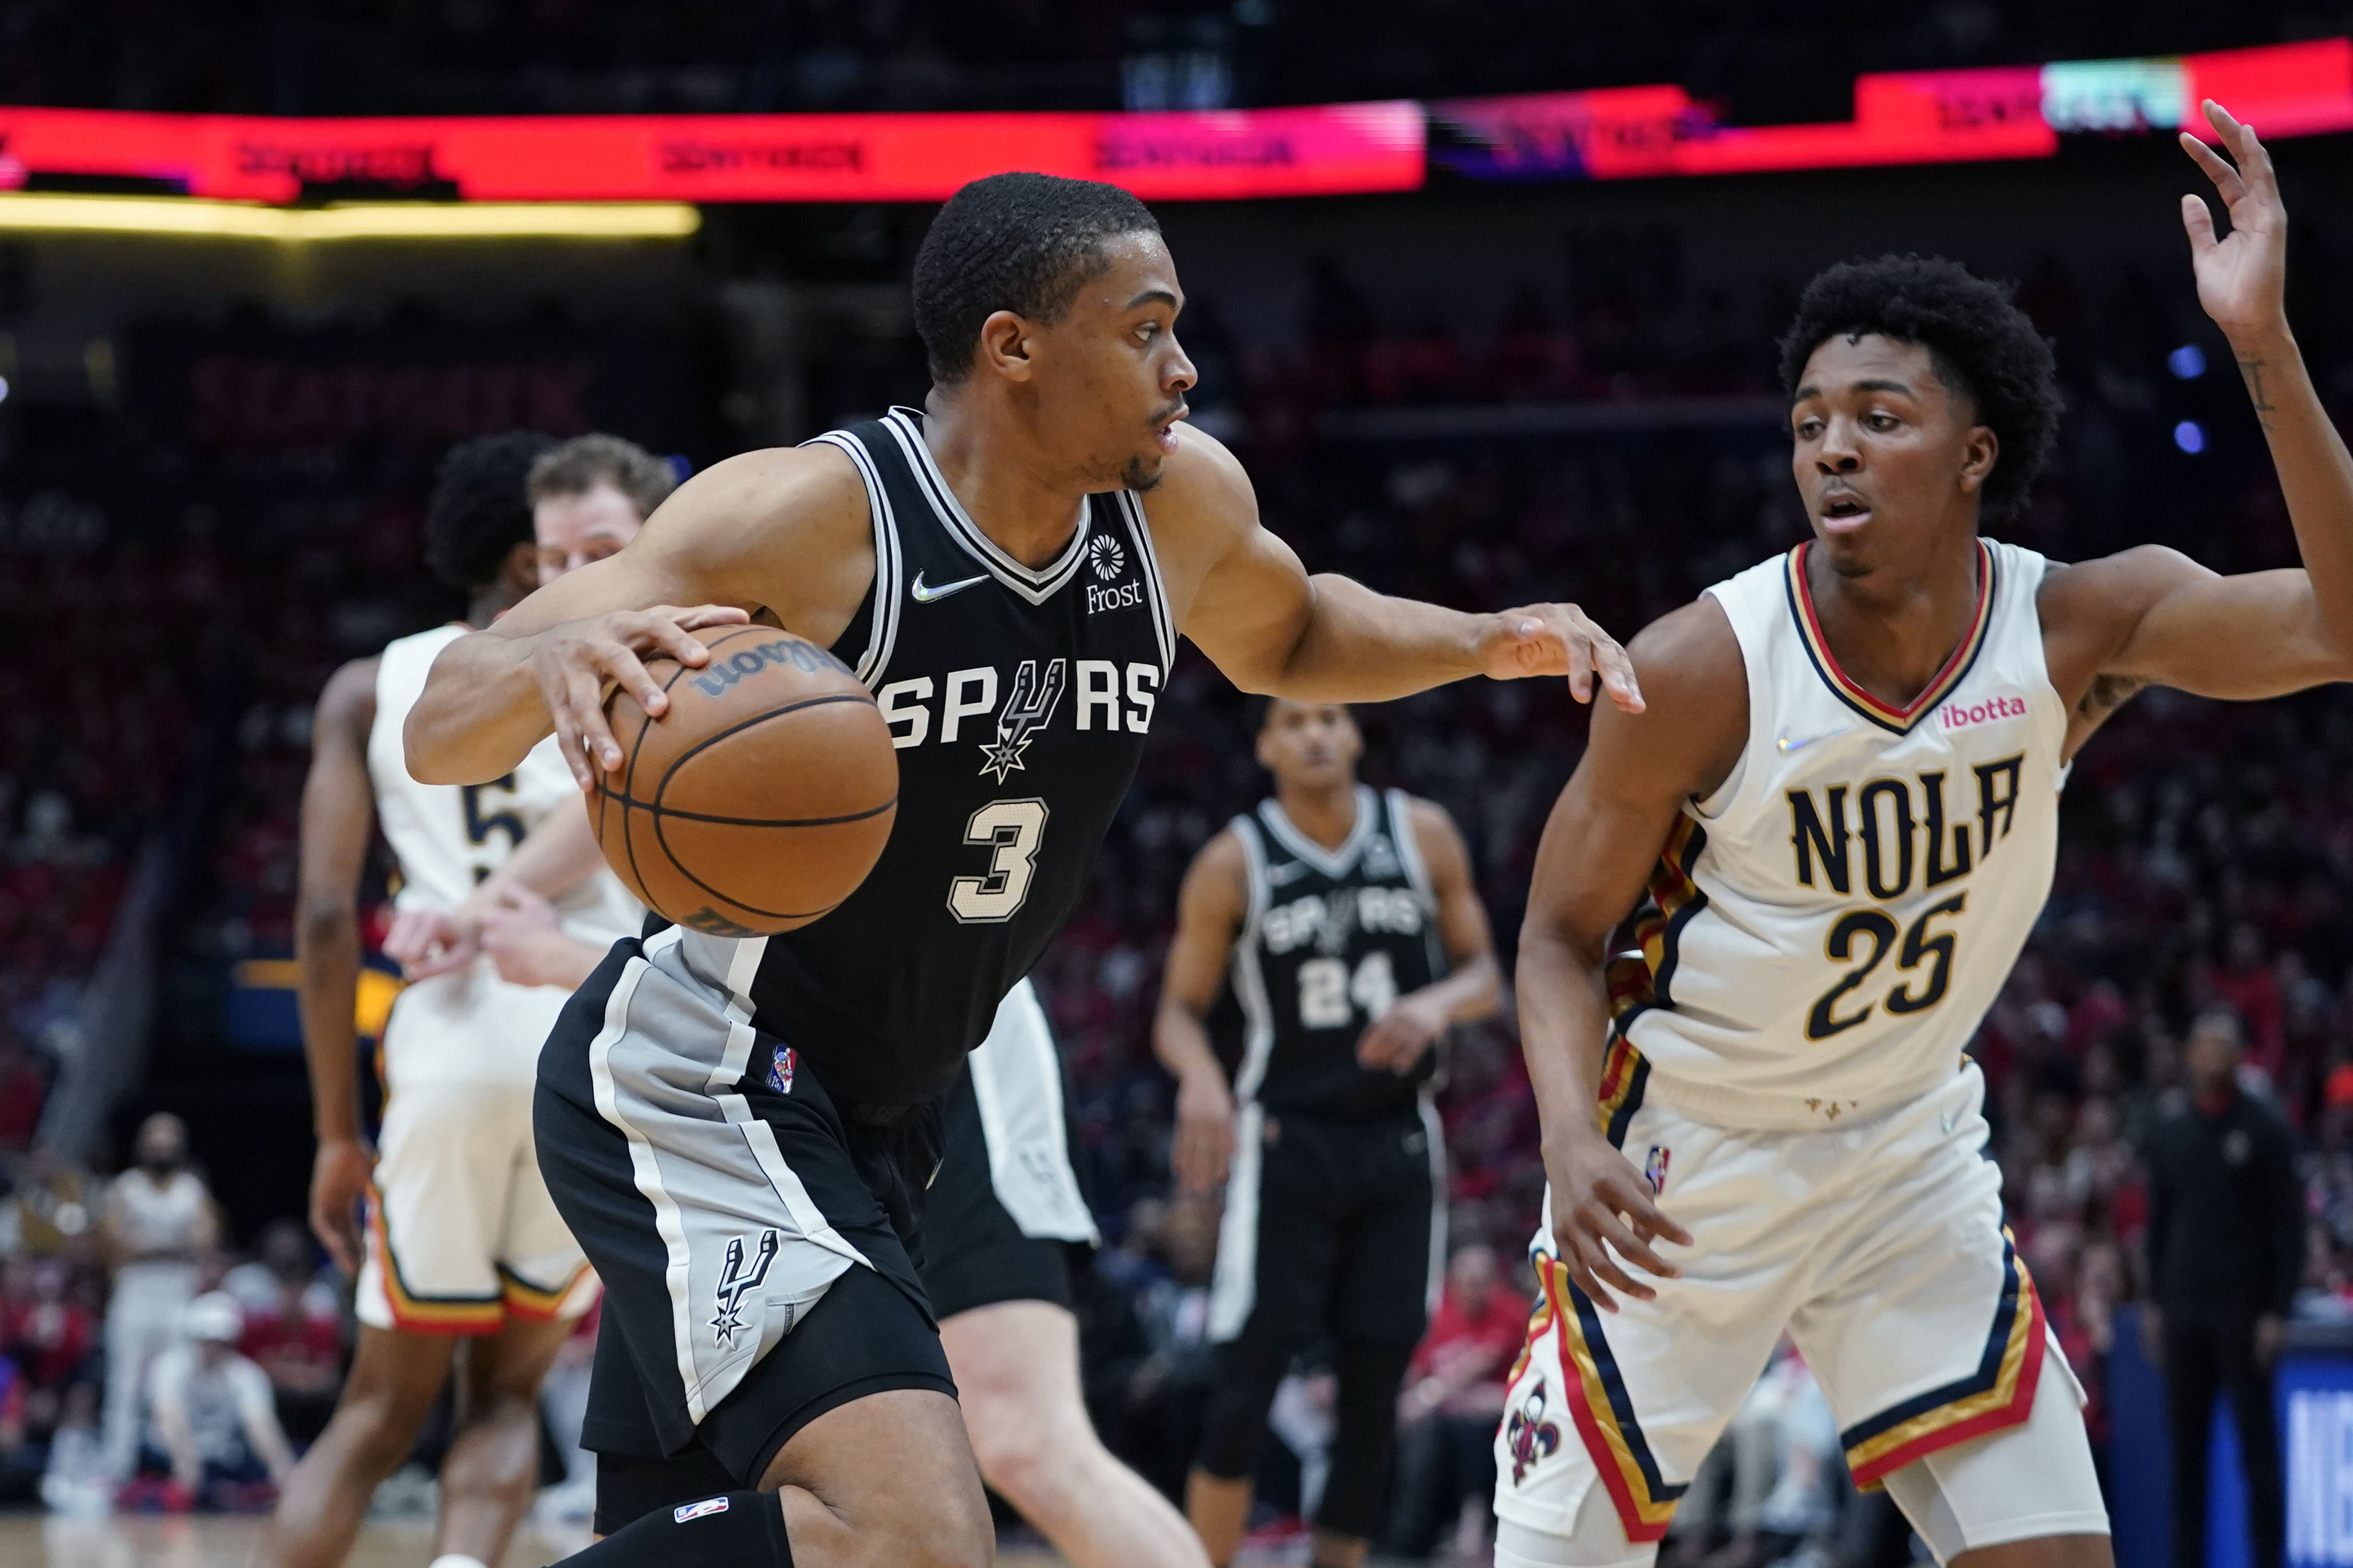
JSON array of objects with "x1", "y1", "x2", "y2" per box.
[
  {"x1": 911, "y1": 171, "x2": 1162, "y2": 386},
  {"x1": 423, "y1": 430, "x2": 557, "y2": 592},
  {"x1": 1776, "y1": 255, "x2": 2060, "y2": 522}
]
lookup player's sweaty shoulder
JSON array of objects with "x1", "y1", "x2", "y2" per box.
[
  {"x1": 314, "y1": 654, "x2": 381, "y2": 747},
  {"x1": 645, "y1": 441, "x2": 877, "y2": 643},
  {"x1": 1599, "y1": 595, "x2": 1749, "y2": 802}
]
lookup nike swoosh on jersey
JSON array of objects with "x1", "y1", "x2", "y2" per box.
[
  {"x1": 1775, "y1": 725, "x2": 1851, "y2": 753},
  {"x1": 911, "y1": 571, "x2": 990, "y2": 603}
]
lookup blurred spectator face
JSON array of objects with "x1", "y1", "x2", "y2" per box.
[
  {"x1": 258, "y1": 1219, "x2": 312, "y2": 1286},
  {"x1": 1163, "y1": 1194, "x2": 1221, "y2": 1286},
  {"x1": 1255, "y1": 701, "x2": 1362, "y2": 792},
  {"x1": 1788, "y1": 334, "x2": 1991, "y2": 576},
  {"x1": 2185, "y1": 1011, "x2": 2244, "y2": 1096},
  {"x1": 535, "y1": 480, "x2": 647, "y2": 584},
  {"x1": 133, "y1": 1113, "x2": 188, "y2": 1175},
  {"x1": 185, "y1": 1291, "x2": 243, "y2": 1366},
  {"x1": 1448, "y1": 1243, "x2": 1498, "y2": 1314}
]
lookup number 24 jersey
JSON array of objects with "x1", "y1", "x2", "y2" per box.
[{"x1": 1613, "y1": 538, "x2": 2066, "y2": 1131}]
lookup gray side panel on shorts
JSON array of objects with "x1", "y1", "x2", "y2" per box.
[
  {"x1": 588, "y1": 927, "x2": 870, "y2": 1425},
  {"x1": 965, "y1": 978, "x2": 1099, "y2": 1245}
]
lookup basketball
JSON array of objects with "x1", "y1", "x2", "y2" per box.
[{"x1": 591, "y1": 626, "x2": 897, "y2": 937}]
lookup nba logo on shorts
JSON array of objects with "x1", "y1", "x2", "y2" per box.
[
  {"x1": 768, "y1": 1045, "x2": 797, "y2": 1095},
  {"x1": 1645, "y1": 1145, "x2": 1670, "y2": 1195},
  {"x1": 675, "y1": 1496, "x2": 731, "y2": 1523}
]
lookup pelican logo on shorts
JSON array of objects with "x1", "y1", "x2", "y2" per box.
[
  {"x1": 979, "y1": 658, "x2": 1068, "y2": 783},
  {"x1": 710, "y1": 1229, "x2": 781, "y2": 1350},
  {"x1": 675, "y1": 1496, "x2": 732, "y2": 1524},
  {"x1": 1505, "y1": 1384, "x2": 1562, "y2": 1484},
  {"x1": 1644, "y1": 1144, "x2": 1670, "y2": 1195},
  {"x1": 767, "y1": 1044, "x2": 797, "y2": 1095}
]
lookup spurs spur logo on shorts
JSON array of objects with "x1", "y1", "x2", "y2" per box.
[
  {"x1": 1645, "y1": 1144, "x2": 1670, "y2": 1195},
  {"x1": 767, "y1": 1044, "x2": 797, "y2": 1095},
  {"x1": 711, "y1": 1229, "x2": 780, "y2": 1350},
  {"x1": 1505, "y1": 1383, "x2": 1562, "y2": 1484}
]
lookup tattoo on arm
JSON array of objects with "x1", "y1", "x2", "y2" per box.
[
  {"x1": 2240, "y1": 356, "x2": 2276, "y2": 429},
  {"x1": 2077, "y1": 673, "x2": 2149, "y2": 720}
]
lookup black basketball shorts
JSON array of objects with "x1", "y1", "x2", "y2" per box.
[
  {"x1": 1207, "y1": 1100, "x2": 1447, "y2": 1347},
  {"x1": 920, "y1": 977, "x2": 1101, "y2": 1321},
  {"x1": 534, "y1": 929, "x2": 955, "y2": 1533}
]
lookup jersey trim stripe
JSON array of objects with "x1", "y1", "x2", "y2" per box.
[
  {"x1": 1784, "y1": 539, "x2": 1997, "y2": 734},
  {"x1": 1546, "y1": 1257, "x2": 1687, "y2": 1541},
  {"x1": 1115, "y1": 489, "x2": 1176, "y2": 674},
  {"x1": 804, "y1": 428, "x2": 904, "y2": 686},
  {"x1": 1255, "y1": 785, "x2": 1379, "y2": 879},
  {"x1": 1839, "y1": 1230, "x2": 2047, "y2": 1488},
  {"x1": 364, "y1": 1183, "x2": 505, "y2": 1333},
  {"x1": 1229, "y1": 815, "x2": 1277, "y2": 1103},
  {"x1": 1594, "y1": 1037, "x2": 1650, "y2": 1149},
  {"x1": 880, "y1": 409, "x2": 1093, "y2": 605}
]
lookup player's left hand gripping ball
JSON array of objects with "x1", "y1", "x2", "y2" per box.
[{"x1": 1481, "y1": 602, "x2": 1645, "y2": 712}]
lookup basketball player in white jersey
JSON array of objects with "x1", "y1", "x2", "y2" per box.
[
  {"x1": 260, "y1": 432, "x2": 645, "y2": 1568},
  {"x1": 1496, "y1": 104, "x2": 2349, "y2": 1568}
]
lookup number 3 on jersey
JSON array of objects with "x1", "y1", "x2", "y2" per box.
[{"x1": 949, "y1": 799, "x2": 1050, "y2": 923}]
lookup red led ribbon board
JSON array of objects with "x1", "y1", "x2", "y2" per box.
[{"x1": 0, "y1": 102, "x2": 1426, "y2": 204}]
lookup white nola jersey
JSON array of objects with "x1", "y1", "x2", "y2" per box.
[
  {"x1": 1617, "y1": 539, "x2": 2065, "y2": 1129},
  {"x1": 367, "y1": 624, "x2": 641, "y2": 1087}
]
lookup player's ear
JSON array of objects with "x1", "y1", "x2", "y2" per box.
[
  {"x1": 977, "y1": 310, "x2": 1037, "y2": 383},
  {"x1": 1958, "y1": 424, "x2": 1999, "y2": 495}
]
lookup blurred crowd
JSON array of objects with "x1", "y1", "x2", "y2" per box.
[
  {"x1": 0, "y1": 0, "x2": 2304, "y2": 120},
  {"x1": 0, "y1": 207, "x2": 2350, "y2": 1561}
]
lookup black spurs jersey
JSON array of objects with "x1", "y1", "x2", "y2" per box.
[
  {"x1": 743, "y1": 408, "x2": 1172, "y2": 1107},
  {"x1": 1230, "y1": 787, "x2": 1446, "y2": 1119}
]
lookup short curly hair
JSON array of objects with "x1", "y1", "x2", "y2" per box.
[
  {"x1": 1776, "y1": 255, "x2": 2060, "y2": 522},
  {"x1": 912, "y1": 172, "x2": 1162, "y2": 386},
  {"x1": 424, "y1": 431, "x2": 555, "y2": 592}
]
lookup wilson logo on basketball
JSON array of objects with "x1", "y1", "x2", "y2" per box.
[{"x1": 689, "y1": 638, "x2": 852, "y2": 700}]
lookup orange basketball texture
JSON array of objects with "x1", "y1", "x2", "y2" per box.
[{"x1": 591, "y1": 626, "x2": 897, "y2": 937}]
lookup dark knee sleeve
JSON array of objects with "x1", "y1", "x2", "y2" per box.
[
  {"x1": 1315, "y1": 1337, "x2": 1419, "y2": 1541},
  {"x1": 1196, "y1": 1326, "x2": 1301, "y2": 1480},
  {"x1": 567, "y1": 1489, "x2": 791, "y2": 1566}
]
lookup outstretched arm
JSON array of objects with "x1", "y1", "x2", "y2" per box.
[
  {"x1": 1520, "y1": 601, "x2": 1746, "y2": 1310},
  {"x1": 1157, "y1": 431, "x2": 1643, "y2": 712},
  {"x1": 2045, "y1": 102, "x2": 2353, "y2": 714},
  {"x1": 1356, "y1": 800, "x2": 1501, "y2": 1072},
  {"x1": 403, "y1": 444, "x2": 874, "y2": 788},
  {"x1": 295, "y1": 657, "x2": 380, "y2": 1276},
  {"x1": 1152, "y1": 830, "x2": 1248, "y2": 1194}
]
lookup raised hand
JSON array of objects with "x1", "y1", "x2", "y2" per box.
[
  {"x1": 1479, "y1": 602, "x2": 1645, "y2": 713},
  {"x1": 2181, "y1": 99, "x2": 2288, "y2": 342}
]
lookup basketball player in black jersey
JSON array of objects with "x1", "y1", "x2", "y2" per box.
[
  {"x1": 403, "y1": 172, "x2": 1638, "y2": 1568},
  {"x1": 1155, "y1": 698, "x2": 1501, "y2": 1568}
]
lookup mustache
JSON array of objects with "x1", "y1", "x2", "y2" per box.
[{"x1": 1151, "y1": 400, "x2": 1190, "y2": 426}]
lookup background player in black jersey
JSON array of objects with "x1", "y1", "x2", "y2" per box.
[
  {"x1": 403, "y1": 172, "x2": 1637, "y2": 1568},
  {"x1": 1155, "y1": 697, "x2": 1501, "y2": 1568}
]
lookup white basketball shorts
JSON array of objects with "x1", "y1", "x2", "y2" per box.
[
  {"x1": 1495, "y1": 1050, "x2": 2105, "y2": 1561},
  {"x1": 357, "y1": 1075, "x2": 598, "y2": 1335}
]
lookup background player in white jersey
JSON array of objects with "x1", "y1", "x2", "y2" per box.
[
  {"x1": 259, "y1": 433, "x2": 648, "y2": 1568},
  {"x1": 1157, "y1": 698, "x2": 1499, "y2": 1568},
  {"x1": 1497, "y1": 104, "x2": 2353, "y2": 1568}
]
